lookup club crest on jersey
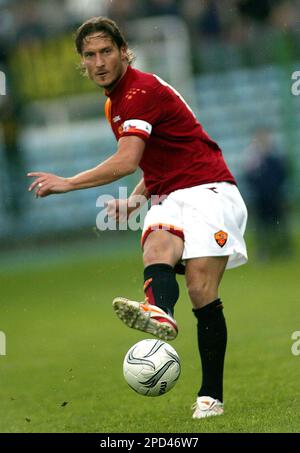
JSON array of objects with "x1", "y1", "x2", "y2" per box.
[{"x1": 214, "y1": 230, "x2": 228, "y2": 248}]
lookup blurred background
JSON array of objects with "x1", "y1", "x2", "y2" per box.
[
  {"x1": 0, "y1": 0, "x2": 299, "y2": 263},
  {"x1": 1, "y1": 0, "x2": 300, "y2": 434}
]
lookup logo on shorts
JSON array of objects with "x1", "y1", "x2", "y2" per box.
[{"x1": 214, "y1": 230, "x2": 228, "y2": 248}]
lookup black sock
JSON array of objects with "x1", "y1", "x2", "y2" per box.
[
  {"x1": 144, "y1": 263, "x2": 179, "y2": 316},
  {"x1": 193, "y1": 299, "x2": 227, "y2": 402}
]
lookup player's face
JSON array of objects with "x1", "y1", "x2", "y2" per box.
[{"x1": 81, "y1": 32, "x2": 128, "y2": 92}]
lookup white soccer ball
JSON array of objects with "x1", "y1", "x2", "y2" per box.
[{"x1": 123, "y1": 339, "x2": 181, "y2": 397}]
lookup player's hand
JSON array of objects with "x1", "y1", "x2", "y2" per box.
[
  {"x1": 106, "y1": 199, "x2": 133, "y2": 223},
  {"x1": 107, "y1": 196, "x2": 146, "y2": 223},
  {"x1": 27, "y1": 172, "x2": 73, "y2": 198}
]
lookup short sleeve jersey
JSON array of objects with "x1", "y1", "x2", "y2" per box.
[{"x1": 105, "y1": 66, "x2": 236, "y2": 196}]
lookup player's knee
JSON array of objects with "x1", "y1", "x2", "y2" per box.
[
  {"x1": 187, "y1": 283, "x2": 206, "y2": 304},
  {"x1": 187, "y1": 281, "x2": 216, "y2": 308},
  {"x1": 143, "y1": 236, "x2": 173, "y2": 266},
  {"x1": 143, "y1": 246, "x2": 172, "y2": 266}
]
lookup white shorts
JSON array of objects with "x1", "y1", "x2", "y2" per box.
[{"x1": 142, "y1": 182, "x2": 248, "y2": 269}]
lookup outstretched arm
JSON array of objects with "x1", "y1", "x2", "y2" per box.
[{"x1": 28, "y1": 136, "x2": 145, "y2": 198}]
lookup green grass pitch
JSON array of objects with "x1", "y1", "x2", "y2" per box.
[{"x1": 0, "y1": 238, "x2": 299, "y2": 433}]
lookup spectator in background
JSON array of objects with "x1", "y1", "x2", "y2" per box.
[
  {"x1": 244, "y1": 127, "x2": 292, "y2": 261},
  {"x1": 106, "y1": 0, "x2": 141, "y2": 35},
  {"x1": 269, "y1": 0, "x2": 300, "y2": 31},
  {"x1": 196, "y1": 0, "x2": 222, "y2": 39},
  {"x1": 181, "y1": 0, "x2": 222, "y2": 40},
  {"x1": 236, "y1": 0, "x2": 277, "y2": 22},
  {"x1": 143, "y1": 0, "x2": 180, "y2": 17}
]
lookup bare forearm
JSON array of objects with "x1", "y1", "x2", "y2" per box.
[{"x1": 68, "y1": 155, "x2": 135, "y2": 190}]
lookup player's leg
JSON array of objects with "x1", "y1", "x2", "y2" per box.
[
  {"x1": 185, "y1": 256, "x2": 228, "y2": 308},
  {"x1": 113, "y1": 195, "x2": 185, "y2": 340},
  {"x1": 113, "y1": 229, "x2": 184, "y2": 340},
  {"x1": 185, "y1": 256, "x2": 228, "y2": 418},
  {"x1": 178, "y1": 183, "x2": 247, "y2": 418},
  {"x1": 143, "y1": 230, "x2": 184, "y2": 316}
]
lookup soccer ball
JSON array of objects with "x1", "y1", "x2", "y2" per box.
[{"x1": 123, "y1": 339, "x2": 181, "y2": 397}]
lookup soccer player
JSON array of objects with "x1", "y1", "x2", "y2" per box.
[{"x1": 28, "y1": 17, "x2": 248, "y2": 419}]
